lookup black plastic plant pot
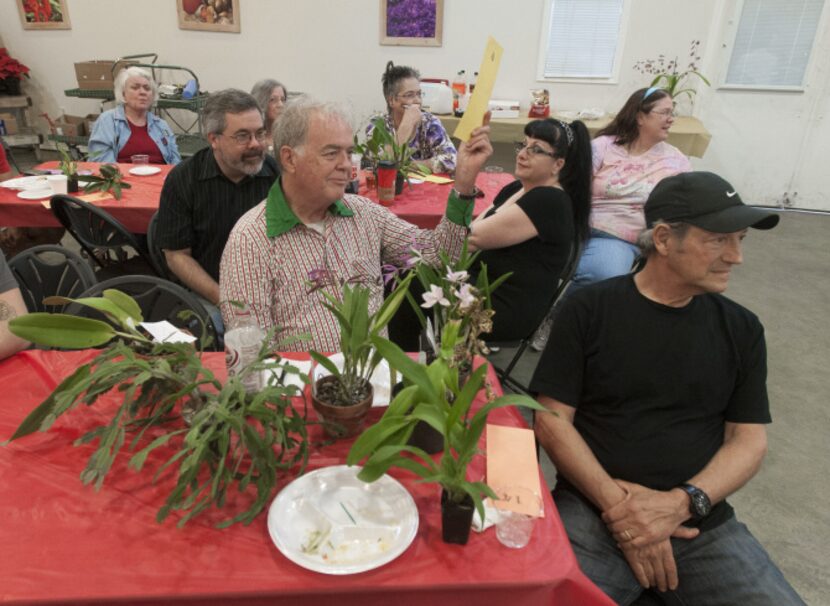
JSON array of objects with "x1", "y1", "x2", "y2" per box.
[
  {"x1": 67, "y1": 176, "x2": 79, "y2": 193},
  {"x1": 408, "y1": 419, "x2": 443, "y2": 454},
  {"x1": 441, "y1": 489, "x2": 474, "y2": 545},
  {"x1": 395, "y1": 171, "x2": 405, "y2": 195}
]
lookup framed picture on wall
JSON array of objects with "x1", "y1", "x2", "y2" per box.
[
  {"x1": 380, "y1": 0, "x2": 444, "y2": 47},
  {"x1": 177, "y1": 0, "x2": 240, "y2": 33},
  {"x1": 17, "y1": 0, "x2": 71, "y2": 30}
]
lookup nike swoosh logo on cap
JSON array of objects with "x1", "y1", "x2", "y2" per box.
[{"x1": 726, "y1": 191, "x2": 737, "y2": 197}]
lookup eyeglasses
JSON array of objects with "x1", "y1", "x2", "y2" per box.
[
  {"x1": 221, "y1": 129, "x2": 269, "y2": 146},
  {"x1": 397, "y1": 90, "x2": 423, "y2": 101},
  {"x1": 514, "y1": 141, "x2": 557, "y2": 158},
  {"x1": 650, "y1": 108, "x2": 676, "y2": 117}
]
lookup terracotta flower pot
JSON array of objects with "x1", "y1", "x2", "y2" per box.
[
  {"x1": 311, "y1": 375, "x2": 373, "y2": 439},
  {"x1": 441, "y1": 489, "x2": 475, "y2": 545}
]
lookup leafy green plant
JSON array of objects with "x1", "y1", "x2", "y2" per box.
[
  {"x1": 83, "y1": 163, "x2": 132, "y2": 199},
  {"x1": 633, "y1": 40, "x2": 710, "y2": 105},
  {"x1": 347, "y1": 321, "x2": 547, "y2": 522},
  {"x1": 309, "y1": 271, "x2": 414, "y2": 406},
  {"x1": 57, "y1": 143, "x2": 78, "y2": 178},
  {"x1": 5, "y1": 289, "x2": 311, "y2": 528},
  {"x1": 354, "y1": 117, "x2": 432, "y2": 180}
]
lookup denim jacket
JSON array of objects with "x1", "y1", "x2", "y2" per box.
[{"x1": 87, "y1": 105, "x2": 181, "y2": 164}]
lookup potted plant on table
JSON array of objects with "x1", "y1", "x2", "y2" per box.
[
  {"x1": 57, "y1": 143, "x2": 80, "y2": 193},
  {"x1": 83, "y1": 163, "x2": 132, "y2": 200},
  {"x1": 5, "y1": 289, "x2": 311, "y2": 528},
  {"x1": 308, "y1": 270, "x2": 414, "y2": 439},
  {"x1": 355, "y1": 117, "x2": 432, "y2": 195},
  {"x1": 633, "y1": 39, "x2": 711, "y2": 109},
  {"x1": 347, "y1": 320, "x2": 546, "y2": 545}
]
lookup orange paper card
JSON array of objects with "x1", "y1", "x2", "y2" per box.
[
  {"x1": 486, "y1": 424, "x2": 544, "y2": 517},
  {"x1": 77, "y1": 191, "x2": 114, "y2": 203}
]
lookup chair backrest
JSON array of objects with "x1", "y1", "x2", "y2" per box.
[
  {"x1": 1, "y1": 138, "x2": 22, "y2": 174},
  {"x1": 67, "y1": 275, "x2": 219, "y2": 350},
  {"x1": 146, "y1": 210, "x2": 173, "y2": 281},
  {"x1": 49, "y1": 194, "x2": 162, "y2": 276},
  {"x1": 8, "y1": 244, "x2": 97, "y2": 313}
]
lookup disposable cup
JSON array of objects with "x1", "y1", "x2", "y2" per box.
[
  {"x1": 494, "y1": 486, "x2": 542, "y2": 549},
  {"x1": 131, "y1": 154, "x2": 150, "y2": 165},
  {"x1": 46, "y1": 174, "x2": 68, "y2": 195}
]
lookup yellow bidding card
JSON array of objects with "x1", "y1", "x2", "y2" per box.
[
  {"x1": 486, "y1": 424, "x2": 544, "y2": 517},
  {"x1": 453, "y1": 36, "x2": 504, "y2": 142}
]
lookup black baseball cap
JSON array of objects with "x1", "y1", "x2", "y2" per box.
[{"x1": 645, "y1": 172, "x2": 779, "y2": 232}]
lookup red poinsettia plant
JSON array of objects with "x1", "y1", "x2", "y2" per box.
[{"x1": 0, "y1": 49, "x2": 31, "y2": 81}]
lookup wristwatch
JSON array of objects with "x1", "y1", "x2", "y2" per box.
[
  {"x1": 678, "y1": 483, "x2": 712, "y2": 520},
  {"x1": 451, "y1": 186, "x2": 481, "y2": 200}
]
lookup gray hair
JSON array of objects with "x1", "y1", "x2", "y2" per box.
[
  {"x1": 272, "y1": 96, "x2": 351, "y2": 168},
  {"x1": 637, "y1": 220, "x2": 691, "y2": 256},
  {"x1": 114, "y1": 66, "x2": 158, "y2": 105},
  {"x1": 250, "y1": 79, "x2": 288, "y2": 115},
  {"x1": 201, "y1": 89, "x2": 263, "y2": 136}
]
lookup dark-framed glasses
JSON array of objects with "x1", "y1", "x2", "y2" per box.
[
  {"x1": 514, "y1": 141, "x2": 557, "y2": 158},
  {"x1": 223, "y1": 129, "x2": 269, "y2": 146}
]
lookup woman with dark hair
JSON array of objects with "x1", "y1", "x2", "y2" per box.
[
  {"x1": 365, "y1": 61, "x2": 456, "y2": 172},
  {"x1": 572, "y1": 86, "x2": 691, "y2": 288},
  {"x1": 466, "y1": 118, "x2": 592, "y2": 341}
]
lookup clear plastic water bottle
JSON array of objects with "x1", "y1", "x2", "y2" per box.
[{"x1": 224, "y1": 307, "x2": 266, "y2": 393}]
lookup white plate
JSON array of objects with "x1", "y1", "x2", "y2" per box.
[
  {"x1": 1, "y1": 175, "x2": 49, "y2": 190},
  {"x1": 312, "y1": 353, "x2": 392, "y2": 407},
  {"x1": 268, "y1": 465, "x2": 418, "y2": 575},
  {"x1": 17, "y1": 189, "x2": 52, "y2": 200},
  {"x1": 128, "y1": 166, "x2": 162, "y2": 176},
  {"x1": 406, "y1": 177, "x2": 424, "y2": 185}
]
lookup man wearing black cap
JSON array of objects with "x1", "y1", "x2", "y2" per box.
[{"x1": 530, "y1": 172, "x2": 803, "y2": 604}]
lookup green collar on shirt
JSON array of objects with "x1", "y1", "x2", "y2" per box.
[{"x1": 265, "y1": 179, "x2": 354, "y2": 238}]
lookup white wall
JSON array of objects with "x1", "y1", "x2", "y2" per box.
[{"x1": 1, "y1": 0, "x2": 827, "y2": 209}]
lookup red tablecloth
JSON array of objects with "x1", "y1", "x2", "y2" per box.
[
  {"x1": 0, "y1": 162, "x2": 172, "y2": 234},
  {"x1": 0, "y1": 164, "x2": 515, "y2": 234},
  {"x1": 0, "y1": 350, "x2": 611, "y2": 606}
]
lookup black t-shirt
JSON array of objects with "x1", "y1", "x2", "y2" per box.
[
  {"x1": 156, "y1": 147, "x2": 278, "y2": 281},
  {"x1": 472, "y1": 180, "x2": 574, "y2": 341},
  {"x1": 530, "y1": 274, "x2": 771, "y2": 530}
]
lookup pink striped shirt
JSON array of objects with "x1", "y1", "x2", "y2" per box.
[{"x1": 219, "y1": 193, "x2": 469, "y2": 351}]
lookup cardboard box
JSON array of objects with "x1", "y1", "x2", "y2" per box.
[
  {"x1": 54, "y1": 114, "x2": 87, "y2": 137},
  {"x1": 84, "y1": 113, "x2": 100, "y2": 135},
  {"x1": 0, "y1": 113, "x2": 19, "y2": 135},
  {"x1": 74, "y1": 60, "x2": 137, "y2": 91}
]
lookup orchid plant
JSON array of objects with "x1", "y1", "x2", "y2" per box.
[{"x1": 633, "y1": 40, "x2": 710, "y2": 106}]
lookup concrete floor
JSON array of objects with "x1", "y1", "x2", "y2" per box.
[
  {"x1": 491, "y1": 211, "x2": 829, "y2": 605},
  {"x1": 8, "y1": 145, "x2": 828, "y2": 603}
]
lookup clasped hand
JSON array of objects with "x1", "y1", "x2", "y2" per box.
[{"x1": 602, "y1": 480, "x2": 700, "y2": 591}]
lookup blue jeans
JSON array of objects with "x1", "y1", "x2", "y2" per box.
[
  {"x1": 555, "y1": 488, "x2": 805, "y2": 606},
  {"x1": 571, "y1": 230, "x2": 641, "y2": 290}
]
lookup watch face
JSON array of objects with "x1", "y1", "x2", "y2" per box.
[{"x1": 690, "y1": 490, "x2": 712, "y2": 517}]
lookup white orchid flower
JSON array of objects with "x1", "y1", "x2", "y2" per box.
[
  {"x1": 445, "y1": 269, "x2": 469, "y2": 283},
  {"x1": 421, "y1": 285, "x2": 450, "y2": 308},
  {"x1": 455, "y1": 283, "x2": 476, "y2": 310}
]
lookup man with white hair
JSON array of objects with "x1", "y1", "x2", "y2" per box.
[
  {"x1": 219, "y1": 97, "x2": 490, "y2": 350},
  {"x1": 157, "y1": 89, "x2": 278, "y2": 322},
  {"x1": 530, "y1": 172, "x2": 804, "y2": 605}
]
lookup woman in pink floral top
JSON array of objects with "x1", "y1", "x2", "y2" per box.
[
  {"x1": 365, "y1": 61, "x2": 457, "y2": 173},
  {"x1": 572, "y1": 87, "x2": 691, "y2": 288}
]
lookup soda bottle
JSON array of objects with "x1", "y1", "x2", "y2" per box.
[
  {"x1": 452, "y1": 70, "x2": 467, "y2": 113},
  {"x1": 224, "y1": 306, "x2": 266, "y2": 393}
]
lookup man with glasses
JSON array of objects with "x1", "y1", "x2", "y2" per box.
[{"x1": 156, "y1": 89, "x2": 278, "y2": 329}]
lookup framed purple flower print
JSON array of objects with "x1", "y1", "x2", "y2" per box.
[{"x1": 380, "y1": 0, "x2": 444, "y2": 47}]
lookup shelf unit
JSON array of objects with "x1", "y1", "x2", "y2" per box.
[{"x1": 0, "y1": 95, "x2": 42, "y2": 160}]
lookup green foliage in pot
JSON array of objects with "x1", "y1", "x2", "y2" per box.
[
  {"x1": 354, "y1": 117, "x2": 432, "y2": 180},
  {"x1": 57, "y1": 143, "x2": 78, "y2": 178},
  {"x1": 4, "y1": 289, "x2": 311, "y2": 528},
  {"x1": 309, "y1": 271, "x2": 414, "y2": 407},
  {"x1": 83, "y1": 163, "x2": 132, "y2": 200},
  {"x1": 346, "y1": 320, "x2": 547, "y2": 522}
]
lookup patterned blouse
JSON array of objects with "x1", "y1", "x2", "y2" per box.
[{"x1": 365, "y1": 111, "x2": 457, "y2": 173}]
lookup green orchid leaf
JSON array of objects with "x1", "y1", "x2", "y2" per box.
[
  {"x1": 9, "y1": 313, "x2": 117, "y2": 348},
  {"x1": 102, "y1": 289, "x2": 143, "y2": 324}
]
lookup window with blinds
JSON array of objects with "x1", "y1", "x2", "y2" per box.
[
  {"x1": 540, "y1": 0, "x2": 626, "y2": 79},
  {"x1": 725, "y1": 0, "x2": 825, "y2": 88}
]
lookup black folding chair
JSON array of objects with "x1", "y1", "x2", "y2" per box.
[
  {"x1": 49, "y1": 194, "x2": 163, "y2": 279},
  {"x1": 146, "y1": 210, "x2": 174, "y2": 282},
  {"x1": 489, "y1": 239, "x2": 583, "y2": 396},
  {"x1": 1, "y1": 137, "x2": 22, "y2": 174},
  {"x1": 8, "y1": 244, "x2": 97, "y2": 313},
  {"x1": 67, "y1": 275, "x2": 220, "y2": 351}
]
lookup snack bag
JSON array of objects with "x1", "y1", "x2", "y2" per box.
[{"x1": 528, "y1": 89, "x2": 550, "y2": 118}]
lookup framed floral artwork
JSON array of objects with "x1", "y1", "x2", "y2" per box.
[
  {"x1": 17, "y1": 0, "x2": 71, "y2": 30},
  {"x1": 177, "y1": 0, "x2": 240, "y2": 33},
  {"x1": 380, "y1": 0, "x2": 443, "y2": 47}
]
